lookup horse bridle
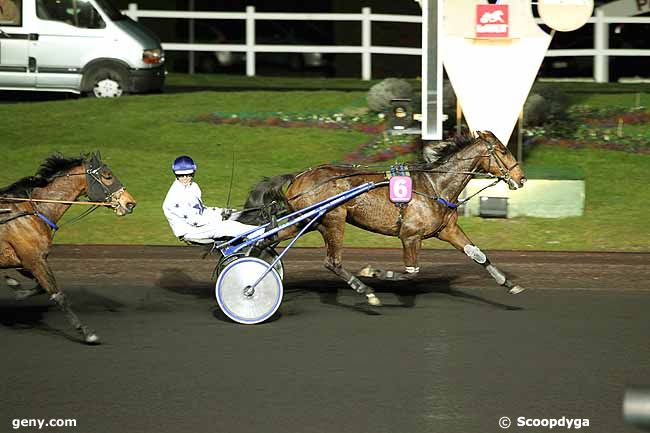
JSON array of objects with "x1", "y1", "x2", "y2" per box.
[
  {"x1": 83, "y1": 158, "x2": 126, "y2": 210},
  {"x1": 481, "y1": 137, "x2": 521, "y2": 188}
]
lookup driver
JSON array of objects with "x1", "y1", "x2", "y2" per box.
[{"x1": 162, "y1": 155, "x2": 263, "y2": 243}]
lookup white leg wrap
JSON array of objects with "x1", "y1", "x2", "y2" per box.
[
  {"x1": 486, "y1": 264, "x2": 506, "y2": 285},
  {"x1": 464, "y1": 244, "x2": 487, "y2": 264},
  {"x1": 5, "y1": 276, "x2": 21, "y2": 288},
  {"x1": 405, "y1": 266, "x2": 420, "y2": 274}
]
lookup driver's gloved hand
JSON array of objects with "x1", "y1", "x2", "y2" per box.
[{"x1": 221, "y1": 208, "x2": 236, "y2": 220}]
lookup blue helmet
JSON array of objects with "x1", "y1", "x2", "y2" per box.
[{"x1": 172, "y1": 155, "x2": 197, "y2": 175}]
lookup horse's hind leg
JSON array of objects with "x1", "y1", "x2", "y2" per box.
[
  {"x1": 11, "y1": 269, "x2": 47, "y2": 300},
  {"x1": 318, "y1": 210, "x2": 381, "y2": 306},
  {"x1": 21, "y1": 255, "x2": 100, "y2": 344},
  {"x1": 437, "y1": 221, "x2": 525, "y2": 294},
  {"x1": 357, "y1": 234, "x2": 422, "y2": 281}
]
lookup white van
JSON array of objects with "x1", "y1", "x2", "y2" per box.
[{"x1": 0, "y1": 0, "x2": 165, "y2": 97}]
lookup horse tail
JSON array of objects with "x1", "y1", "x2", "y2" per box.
[{"x1": 236, "y1": 173, "x2": 294, "y2": 225}]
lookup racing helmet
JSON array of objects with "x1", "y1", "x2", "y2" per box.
[{"x1": 172, "y1": 155, "x2": 197, "y2": 175}]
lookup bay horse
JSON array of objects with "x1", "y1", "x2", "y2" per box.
[
  {"x1": 238, "y1": 131, "x2": 526, "y2": 306},
  {"x1": 0, "y1": 152, "x2": 136, "y2": 344}
]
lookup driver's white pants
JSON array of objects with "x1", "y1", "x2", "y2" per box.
[{"x1": 182, "y1": 220, "x2": 265, "y2": 242}]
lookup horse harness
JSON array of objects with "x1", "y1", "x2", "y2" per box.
[{"x1": 0, "y1": 157, "x2": 125, "y2": 232}]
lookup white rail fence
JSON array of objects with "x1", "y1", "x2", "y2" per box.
[{"x1": 124, "y1": 4, "x2": 650, "y2": 82}]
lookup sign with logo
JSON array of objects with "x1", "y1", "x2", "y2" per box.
[
  {"x1": 475, "y1": 4, "x2": 509, "y2": 38},
  {"x1": 389, "y1": 176, "x2": 412, "y2": 203}
]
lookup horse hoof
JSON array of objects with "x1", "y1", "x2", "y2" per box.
[
  {"x1": 366, "y1": 293, "x2": 382, "y2": 306},
  {"x1": 357, "y1": 265, "x2": 377, "y2": 278},
  {"x1": 84, "y1": 334, "x2": 101, "y2": 345},
  {"x1": 508, "y1": 285, "x2": 526, "y2": 295},
  {"x1": 5, "y1": 276, "x2": 21, "y2": 289},
  {"x1": 14, "y1": 288, "x2": 41, "y2": 300}
]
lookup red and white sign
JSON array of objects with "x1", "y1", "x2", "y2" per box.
[{"x1": 476, "y1": 4, "x2": 509, "y2": 38}]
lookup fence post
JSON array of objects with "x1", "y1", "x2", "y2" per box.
[
  {"x1": 361, "y1": 7, "x2": 372, "y2": 81},
  {"x1": 127, "y1": 3, "x2": 138, "y2": 21},
  {"x1": 188, "y1": 0, "x2": 195, "y2": 75},
  {"x1": 246, "y1": 6, "x2": 256, "y2": 77},
  {"x1": 594, "y1": 8, "x2": 609, "y2": 83}
]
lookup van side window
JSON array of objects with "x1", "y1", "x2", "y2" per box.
[
  {"x1": 0, "y1": 0, "x2": 22, "y2": 26},
  {"x1": 37, "y1": 0, "x2": 105, "y2": 29}
]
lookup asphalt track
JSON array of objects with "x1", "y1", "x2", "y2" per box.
[{"x1": 1, "y1": 246, "x2": 649, "y2": 433}]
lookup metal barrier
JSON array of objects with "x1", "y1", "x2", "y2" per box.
[{"x1": 124, "y1": 3, "x2": 650, "y2": 82}]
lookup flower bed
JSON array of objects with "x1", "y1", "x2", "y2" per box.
[
  {"x1": 194, "y1": 111, "x2": 423, "y2": 163},
  {"x1": 525, "y1": 106, "x2": 650, "y2": 153}
]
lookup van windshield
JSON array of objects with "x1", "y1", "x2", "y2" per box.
[{"x1": 95, "y1": 0, "x2": 126, "y2": 21}]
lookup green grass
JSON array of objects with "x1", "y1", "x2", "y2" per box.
[
  {"x1": 165, "y1": 72, "x2": 409, "y2": 91},
  {"x1": 1, "y1": 79, "x2": 649, "y2": 251}
]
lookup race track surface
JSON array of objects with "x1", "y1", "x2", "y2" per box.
[{"x1": 1, "y1": 246, "x2": 649, "y2": 433}]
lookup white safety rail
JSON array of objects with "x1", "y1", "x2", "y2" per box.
[{"x1": 124, "y1": 4, "x2": 650, "y2": 82}]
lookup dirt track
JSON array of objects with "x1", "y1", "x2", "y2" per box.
[{"x1": 1, "y1": 246, "x2": 649, "y2": 433}]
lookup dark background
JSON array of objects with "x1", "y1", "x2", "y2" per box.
[{"x1": 110, "y1": 1, "x2": 647, "y2": 79}]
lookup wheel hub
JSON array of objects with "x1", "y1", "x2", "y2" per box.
[{"x1": 94, "y1": 78, "x2": 123, "y2": 98}]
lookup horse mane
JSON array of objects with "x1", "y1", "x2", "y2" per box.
[
  {"x1": 421, "y1": 133, "x2": 475, "y2": 166},
  {"x1": 0, "y1": 153, "x2": 86, "y2": 198},
  {"x1": 236, "y1": 174, "x2": 294, "y2": 225}
]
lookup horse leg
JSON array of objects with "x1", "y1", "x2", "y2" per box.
[
  {"x1": 357, "y1": 235, "x2": 422, "y2": 281},
  {"x1": 437, "y1": 222, "x2": 525, "y2": 294},
  {"x1": 318, "y1": 210, "x2": 381, "y2": 306},
  {"x1": 12, "y1": 269, "x2": 47, "y2": 300},
  {"x1": 21, "y1": 255, "x2": 100, "y2": 344}
]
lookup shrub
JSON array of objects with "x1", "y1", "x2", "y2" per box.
[{"x1": 367, "y1": 78, "x2": 413, "y2": 112}]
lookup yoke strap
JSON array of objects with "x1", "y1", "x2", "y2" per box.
[{"x1": 35, "y1": 211, "x2": 59, "y2": 231}]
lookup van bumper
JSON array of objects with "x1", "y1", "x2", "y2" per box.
[{"x1": 129, "y1": 65, "x2": 166, "y2": 93}]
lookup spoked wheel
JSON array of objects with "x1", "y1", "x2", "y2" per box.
[{"x1": 215, "y1": 257, "x2": 283, "y2": 325}]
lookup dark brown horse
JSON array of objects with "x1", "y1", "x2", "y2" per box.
[
  {"x1": 239, "y1": 131, "x2": 526, "y2": 306},
  {"x1": 0, "y1": 153, "x2": 136, "y2": 344}
]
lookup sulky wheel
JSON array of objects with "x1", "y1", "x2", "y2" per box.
[
  {"x1": 250, "y1": 246, "x2": 284, "y2": 280},
  {"x1": 215, "y1": 257, "x2": 283, "y2": 325}
]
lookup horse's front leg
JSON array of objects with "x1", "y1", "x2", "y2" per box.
[
  {"x1": 437, "y1": 222, "x2": 525, "y2": 294},
  {"x1": 21, "y1": 253, "x2": 100, "y2": 344},
  {"x1": 357, "y1": 234, "x2": 422, "y2": 281}
]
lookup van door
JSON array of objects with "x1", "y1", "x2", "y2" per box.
[
  {"x1": 0, "y1": 0, "x2": 35, "y2": 88},
  {"x1": 30, "y1": 0, "x2": 106, "y2": 90}
]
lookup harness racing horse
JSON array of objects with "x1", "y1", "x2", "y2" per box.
[
  {"x1": 238, "y1": 131, "x2": 526, "y2": 306},
  {"x1": 0, "y1": 153, "x2": 136, "y2": 344}
]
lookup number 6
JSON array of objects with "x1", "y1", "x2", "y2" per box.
[{"x1": 389, "y1": 176, "x2": 412, "y2": 203}]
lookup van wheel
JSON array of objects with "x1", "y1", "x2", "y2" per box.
[{"x1": 86, "y1": 67, "x2": 127, "y2": 98}]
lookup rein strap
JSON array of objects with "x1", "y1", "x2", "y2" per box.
[{"x1": 0, "y1": 196, "x2": 113, "y2": 207}]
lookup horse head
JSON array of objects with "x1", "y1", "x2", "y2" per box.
[
  {"x1": 85, "y1": 152, "x2": 137, "y2": 216},
  {"x1": 475, "y1": 131, "x2": 526, "y2": 190}
]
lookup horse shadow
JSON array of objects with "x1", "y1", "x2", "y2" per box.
[
  {"x1": 156, "y1": 268, "x2": 214, "y2": 299},
  {"x1": 155, "y1": 268, "x2": 524, "y2": 322},
  {"x1": 282, "y1": 275, "x2": 524, "y2": 317},
  {"x1": 0, "y1": 303, "x2": 84, "y2": 343}
]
